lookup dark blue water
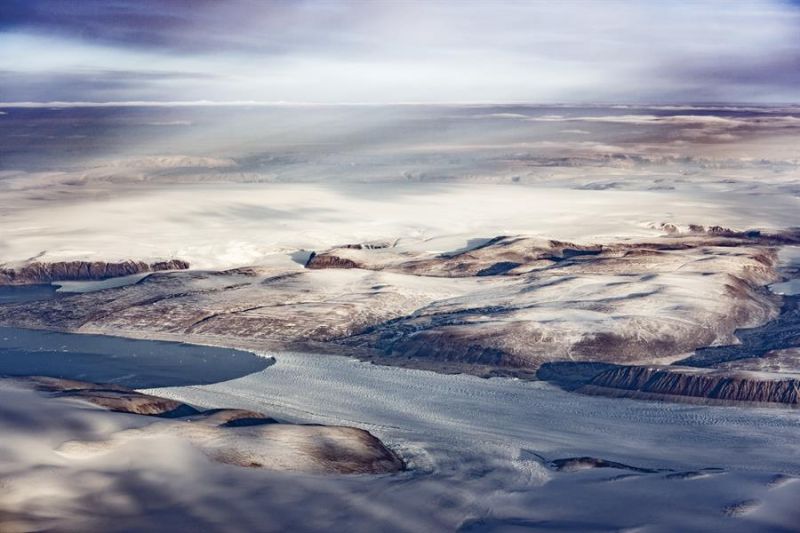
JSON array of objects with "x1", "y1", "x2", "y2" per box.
[
  {"x1": 0, "y1": 285, "x2": 59, "y2": 304},
  {"x1": 0, "y1": 327, "x2": 273, "y2": 388},
  {"x1": 0, "y1": 286, "x2": 273, "y2": 388}
]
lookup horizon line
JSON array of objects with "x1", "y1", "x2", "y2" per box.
[{"x1": 1, "y1": 100, "x2": 799, "y2": 109}]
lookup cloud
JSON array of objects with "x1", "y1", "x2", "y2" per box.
[
  {"x1": 472, "y1": 113, "x2": 532, "y2": 120},
  {"x1": 144, "y1": 120, "x2": 192, "y2": 126},
  {"x1": 0, "y1": 68, "x2": 221, "y2": 102},
  {"x1": 665, "y1": 52, "x2": 800, "y2": 102},
  {"x1": 1, "y1": 1, "x2": 799, "y2": 103},
  {"x1": 527, "y1": 113, "x2": 800, "y2": 129}
]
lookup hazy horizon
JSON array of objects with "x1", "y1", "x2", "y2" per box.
[{"x1": 4, "y1": 100, "x2": 800, "y2": 107}]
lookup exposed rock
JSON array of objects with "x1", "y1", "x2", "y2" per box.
[
  {"x1": 339, "y1": 241, "x2": 393, "y2": 250},
  {"x1": 305, "y1": 252, "x2": 361, "y2": 269},
  {"x1": 664, "y1": 468, "x2": 724, "y2": 480},
  {"x1": 62, "y1": 389, "x2": 199, "y2": 417},
  {"x1": 476, "y1": 261, "x2": 522, "y2": 276},
  {"x1": 0, "y1": 259, "x2": 189, "y2": 286},
  {"x1": 341, "y1": 240, "x2": 779, "y2": 371},
  {"x1": 580, "y1": 365, "x2": 800, "y2": 406},
  {"x1": 660, "y1": 223, "x2": 679, "y2": 235},
  {"x1": 658, "y1": 224, "x2": 800, "y2": 245},
  {"x1": 723, "y1": 499, "x2": 761, "y2": 517},
  {"x1": 535, "y1": 362, "x2": 620, "y2": 391},
  {"x1": 677, "y1": 294, "x2": 800, "y2": 369},
  {"x1": 192, "y1": 408, "x2": 279, "y2": 427},
  {"x1": 767, "y1": 474, "x2": 798, "y2": 489},
  {"x1": 549, "y1": 456, "x2": 662, "y2": 474},
  {"x1": 7, "y1": 376, "x2": 404, "y2": 474},
  {"x1": 58, "y1": 422, "x2": 405, "y2": 474},
  {"x1": 304, "y1": 229, "x2": 799, "y2": 278},
  {"x1": 17, "y1": 376, "x2": 200, "y2": 417},
  {"x1": 0, "y1": 231, "x2": 788, "y2": 376},
  {"x1": 150, "y1": 259, "x2": 191, "y2": 272},
  {"x1": 305, "y1": 236, "x2": 606, "y2": 277},
  {"x1": 717, "y1": 348, "x2": 800, "y2": 374}
]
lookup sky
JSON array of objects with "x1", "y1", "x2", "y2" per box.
[{"x1": 1, "y1": 0, "x2": 800, "y2": 104}]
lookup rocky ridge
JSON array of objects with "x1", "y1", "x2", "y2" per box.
[
  {"x1": 579, "y1": 365, "x2": 800, "y2": 406},
  {"x1": 0, "y1": 227, "x2": 793, "y2": 382},
  {"x1": 0, "y1": 259, "x2": 189, "y2": 285}
]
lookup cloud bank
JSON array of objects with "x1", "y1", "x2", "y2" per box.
[{"x1": 1, "y1": 1, "x2": 800, "y2": 104}]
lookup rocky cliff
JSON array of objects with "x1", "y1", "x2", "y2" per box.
[
  {"x1": 580, "y1": 365, "x2": 800, "y2": 406},
  {"x1": 0, "y1": 259, "x2": 189, "y2": 285}
]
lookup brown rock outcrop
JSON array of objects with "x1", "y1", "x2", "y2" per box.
[
  {"x1": 8, "y1": 376, "x2": 405, "y2": 474},
  {"x1": 580, "y1": 365, "x2": 800, "y2": 406},
  {"x1": 304, "y1": 252, "x2": 361, "y2": 269},
  {"x1": 0, "y1": 259, "x2": 189, "y2": 285},
  {"x1": 19, "y1": 376, "x2": 200, "y2": 417}
]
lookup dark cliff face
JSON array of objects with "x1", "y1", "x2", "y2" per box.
[
  {"x1": 304, "y1": 252, "x2": 360, "y2": 269},
  {"x1": 581, "y1": 365, "x2": 799, "y2": 406},
  {"x1": 0, "y1": 259, "x2": 189, "y2": 285}
]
